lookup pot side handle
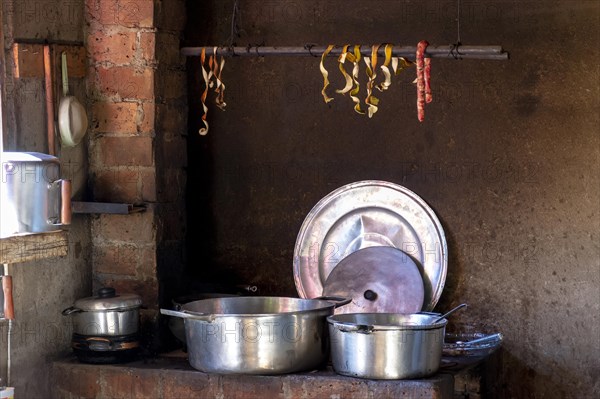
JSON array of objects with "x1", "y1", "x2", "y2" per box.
[
  {"x1": 315, "y1": 296, "x2": 352, "y2": 308},
  {"x1": 48, "y1": 179, "x2": 72, "y2": 226},
  {"x1": 61, "y1": 179, "x2": 72, "y2": 225},
  {"x1": 62, "y1": 306, "x2": 82, "y2": 315},
  {"x1": 160, "y1": 308, "x2": 215, "y2": 321}
]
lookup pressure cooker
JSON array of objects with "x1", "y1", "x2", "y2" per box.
[{"x1": 62, "y1": 287, "x2": 142, "y2": 364}]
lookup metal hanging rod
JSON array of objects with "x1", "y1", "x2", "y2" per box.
[{"x1": 181, "y1": 45, "x2": 509, "y2": 60}]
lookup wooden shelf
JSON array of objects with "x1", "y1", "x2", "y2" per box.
[{"x1": 0, "y1": 230, "x2": 68, "y2": 264}]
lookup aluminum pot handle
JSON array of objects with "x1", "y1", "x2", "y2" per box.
[
  {"x1": 48, "y1": 179, "x2": 72, "y2": 226},
  {"x1": 160, "y1": 308, "x2": 215, "y2": 321},
  {"x1": 62, "y1": 306, "x2": 82, "y2": 315},
  {"x1": 315, "y1": 296, "x2": 352, "y2": 308}
]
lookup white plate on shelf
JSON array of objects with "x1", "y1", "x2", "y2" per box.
[{"x1": 292, "y1": 180, "x2": 447, "y2": 312}]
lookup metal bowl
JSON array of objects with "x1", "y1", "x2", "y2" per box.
[{"x1": 443, "y1": 331, "x2": 503, "y2": 358}]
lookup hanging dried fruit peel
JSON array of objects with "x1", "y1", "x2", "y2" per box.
[
  {"x1": 198, "y1": 47, "x2": 227, "y2": 135},
  {"x1": 319, "y1": 43, "x2": 416, "y2": 119}
]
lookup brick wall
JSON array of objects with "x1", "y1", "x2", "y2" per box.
[{"x1": 85, "y1": 0, "x2": 187, "y2": 351}]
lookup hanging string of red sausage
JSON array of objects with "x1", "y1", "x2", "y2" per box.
[{"x1": 415, "y1": 40, "x2": 429, "y2": 122}]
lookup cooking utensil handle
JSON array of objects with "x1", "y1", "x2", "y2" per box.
[
  {"x1": 460, "y1": 333, "x2": 504, "y2": 346},
  {"x1": 61, "y1": 306, "x2": 82, "y2": 315},
  {"x1": 160, "y1": 308, "x2": 214, "y2": 321},
  {"x1": 43, "y1": 45, "x2": 55, "y2": 156},
  {"x1": 315, "y1": 296, "x2": 352, "y2": 308},
  {"x1": 2, "y1": 276, "x2": 14, "y2": 320},
  {"x1": 61, "y1": 51, "x2": 69, "y2": 97},
  {"x1": 434, "y1": 303, "x2": 467, "y2": 323}
]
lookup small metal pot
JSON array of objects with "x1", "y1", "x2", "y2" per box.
[
  {"x1": 161, "y1": 296, "x2": 349, "y2": 375},
  {"x1": 62, "y1": 287, "x2": 142, "y2": 336},
  {"x1": 328, "y1": 313, "x2": 447, "y2": 379}
]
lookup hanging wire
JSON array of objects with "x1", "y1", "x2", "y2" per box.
[
  {"x1": 456, "y1": 0, "x2": 462, "y2": 44},
  {"x1": 227, "y1": 0, "x2": 244, "y2": 49},
  {"x1": 450, "y1": 0, "x2": 464, "y2": 59}
]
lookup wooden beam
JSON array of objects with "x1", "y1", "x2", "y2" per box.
[
  {"x1": 0, "y1": 230, "x2": 69, "y2": 264},
  {"x1": 12, "y1": 43, "x2": 86, "y2": 79}
]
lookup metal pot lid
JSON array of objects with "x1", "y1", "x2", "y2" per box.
[
  {"x1": 293, "y1": 180, "x2": 447, "y2": 312},
  {"x1": 322, "y1": 246, "x2": 424, "y2": 314},
  {"x1": 74, "y1": 287, "x2": 142, "y2": 311}
]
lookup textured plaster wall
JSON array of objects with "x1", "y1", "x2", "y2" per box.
[
  {"x1": 0, "y1": 1, "x2": 92, "y2": 397},
  {"x1": 185, "y1": 1, "x2": 599, "y2": 397}
]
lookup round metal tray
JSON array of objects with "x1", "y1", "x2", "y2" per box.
[{"x1": 293, "y1": 180, "x2": 447, "y2": 312}]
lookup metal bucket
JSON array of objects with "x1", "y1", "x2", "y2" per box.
[{"x1": 328, "y1": 313, "x2": 447, "y2": 379}]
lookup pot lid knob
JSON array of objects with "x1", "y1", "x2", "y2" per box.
[{"x1": 97, "y1": 287, "x2": 116, "y2": 298}]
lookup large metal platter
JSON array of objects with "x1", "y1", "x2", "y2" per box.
[{"x1": 293, "y1": 180, "x2": 447, "y2": 311}]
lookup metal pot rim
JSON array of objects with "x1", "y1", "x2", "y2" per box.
[
  {"x1": 177, "y1": 296, "x2": 342, "y2": 319},
  {"x1": 327, "y1": 312, "x2": 448, "y2": 331}
]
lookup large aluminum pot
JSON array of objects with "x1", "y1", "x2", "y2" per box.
[
  {"x1": 62, "y1": 287, "x2": 142, "y2": 336},
  {"x1": 0, "y1": 152, "x2": 71, "y2": 237},
  {"x1": 161, "y1": 296, "x2": 349, "y2": 375},
  {"x1": 328, "y1": 313, "x2": 447, "y2": 379}
]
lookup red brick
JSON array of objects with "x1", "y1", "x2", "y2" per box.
[
  {"x1": 87, "y1": 0, "x2": 154, "y2": 28},
  {"x1": 139, "y1": 102, "x2": 156, "y2": 133},
  {"x1": 99, "y1": 136, "x2": 153, "y2": 166},
  {"x1": 140, "y1": 169, "x2": 157, "y2": 202},
  {"x1": 95, "y1": 67, "x2": 154, "y2": 100},
  {"x1": 94, "y1": 244, "x2": 139, "y2": 276},
  {"x1": 139, "y1": 32, "x2": 156, "y2": 62},
  {"x1": 130, "y1": 369, "x2": 163, "y2": 397},
  {"x1": 102, "y1": 369, "x2": 136, "y2": 398},
  {"x1": 94, "y1": 168, "x2": 140, "y2": 203},
  {"x1": 93, "y1": 211, "x2": 156, "y2": 243},
  {"x1": 53, "y1": 365, "x2": 103, "y2": 398},
  {"x1": 92, "y1": 102, "x2": 138, "y2": 134},
  {"x1": 162, "y1": 373, "x2": 216, "y2": 398},
  {"x1": 88, "y1": 30, "x2": 136, "y2": 65}
]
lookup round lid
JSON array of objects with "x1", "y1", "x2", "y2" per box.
[
  {"x1": 322, "y1": 246, "x2": 425, "y2": 314},
  {"x1": 293, "y1": 180, "x2": 447, "y2": 312},
  {"x1": 74, "y1": 287, "x2": 142, "y2": 311}
]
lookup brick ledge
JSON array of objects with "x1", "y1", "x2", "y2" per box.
[{"x1": 52, "y1": 355, "x2": 454, "y2": 399}]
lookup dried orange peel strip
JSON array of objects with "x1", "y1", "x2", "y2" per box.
[
  {"x1": 335, "y1": 45, "x2": 353, "y2": 95},
  {"x1": 376, "y1": 44, "x2": 393, "y2": 92},
  {"x1": 199, "y1": 47, "x2": 213, "y2": 135},
  {"x1": 392, "y1": 56, "x2": 414, "y2": 75},
  {"x1": 320, "y1": 44, "x2": 335, "y2": 103},
  {"x1": 347, "y1": 45, "x2": 365, "y2": 114},
  {"x1": 364, "y1": 44, "x2": 381, "y2": 118},
  {"x1": 211, "y1": 47, "x2": 227, "y2": 110}
]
